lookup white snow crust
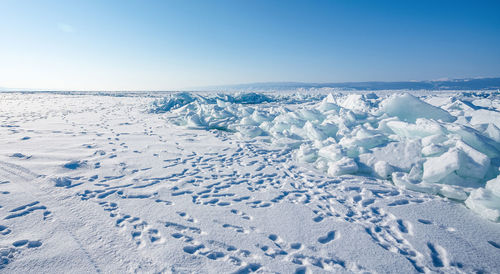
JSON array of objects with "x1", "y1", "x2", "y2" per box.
[{"x1": 0, "y1": 90, "x2": 499, "y2": 273}]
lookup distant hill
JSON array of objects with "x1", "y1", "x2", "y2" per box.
[{"x1": 192, "y1": 77, "x2": 500, "y2": 92}]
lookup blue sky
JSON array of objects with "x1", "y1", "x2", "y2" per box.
[{"x1": 0, "y1": 0, "x2": 499, "y2": 90}]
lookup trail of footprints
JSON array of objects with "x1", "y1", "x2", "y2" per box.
[
  {"x1": 258, "y1": 232, "x2": 348, "y2": 273},
  {"x1": 0, "y1": 237, "x2": 43, "y2": 270},
  {"x1": 0, "y1": 163, "x2": 52, "y2": 269},
  {"x1": 164, "y1": 214, "x2": 258, "y2": 270},
  {"x1": 99, "y1": 201, "x2": 165, "y2": 247},
  {"x1": 4, "y1": 201, "x2": 52, "y2": 221}
]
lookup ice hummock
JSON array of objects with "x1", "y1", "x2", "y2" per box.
[
  {"x1": 379, "y1": 93, "x2": 456, "y2": 123},
  {"x1": 152, "y1": 91, "x2": 500, "y2": 221},
  {"x1": 466, "y1": 175, "x2": 500, "y2": 221}
]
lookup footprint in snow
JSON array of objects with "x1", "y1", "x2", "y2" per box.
[
  {"x1": 12, "y1": 240, "x2": 42, "y2": 248},
  {"x1": 317, "y1": 231, "x2": 337, "y2": 244}
]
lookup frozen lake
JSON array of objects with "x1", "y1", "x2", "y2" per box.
[{"x1": 0, "y1": 90, "x2": 499, "y2": 273}]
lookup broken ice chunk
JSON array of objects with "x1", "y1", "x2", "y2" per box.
[
  {"x1": 422, "y1": 149, "x2": 461, "y2": 183},
  {"x1": 465, "y1": 188, "x2": 500, "y2": 222},
  {"x1": 374, "y1": 161, "x2": 393, "y2": 179},
  {"x1": 379, "y1": 93, "x2": 455, "y2": 123},
  {"x1": 327, "y1": 157, "x2": 358, "y2": 176},
  {"x1": 296, "y1": 144, "x2": 317, "y2": 163}
]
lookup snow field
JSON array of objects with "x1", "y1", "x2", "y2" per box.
[{"x1": 0, "y1": 91, "x2": 498, "y2": 273}]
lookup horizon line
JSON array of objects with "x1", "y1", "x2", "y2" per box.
[{"x1": 1, "y1": 76, "x2": 500, "y2": 92}]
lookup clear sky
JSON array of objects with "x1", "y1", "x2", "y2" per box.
[{"x1": 1, "y1": 0, "x2": 499, "y2": 91}]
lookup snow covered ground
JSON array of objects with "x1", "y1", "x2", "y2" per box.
[{"x1": 0, "y1": 90, "x2": 499, "y2": 273}]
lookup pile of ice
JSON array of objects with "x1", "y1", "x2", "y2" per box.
[
  {"x1": 150, "y1": 92, "x2": 282, "y2": 113},
  {"x1": 151, "y1": 91, "x2": 500, "y2": 221}
]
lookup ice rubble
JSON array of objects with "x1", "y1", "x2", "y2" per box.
[
  {"x1": 150, "y1": 92, "x2": 275, "y2": 113},
  {"x1": 152, "y1": 91, "x2": 500, "y2": 221}
]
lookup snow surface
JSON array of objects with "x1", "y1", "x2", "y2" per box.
[{"x1": 0, "y1": 90, "x2": 499, "y2": 273}]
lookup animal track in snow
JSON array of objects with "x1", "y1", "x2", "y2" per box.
[
  {"x1": 488, "y1": 241, "x2": 500, "y2": 249},
  {"x1": 395, "y1": 219, "x2": 412, "y2": 235},
  {"x1": 0, "y1": 225, "x2": 11, "y2": 235},
  {"x1": 317, "y1": 231, "x2": 337, "y2": 244},
  {"x1": 4, "y1": 201, "x2": 47, "y2": 220},
  {"x1": 427, "y1": 242, "x2": 450, "y2": 268},
  {"x1": 0, "y1": 246, "x2": 19, "y2": 270},
  {"x1": 177, "y1": 211, "x2": 197, "y2": 223},
  {"x1": 12, "y1": 240, "x2": 42, "y2": 248},
  {"x1": 221, "y1": 223, "x2": 249, "y2": 234}
]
